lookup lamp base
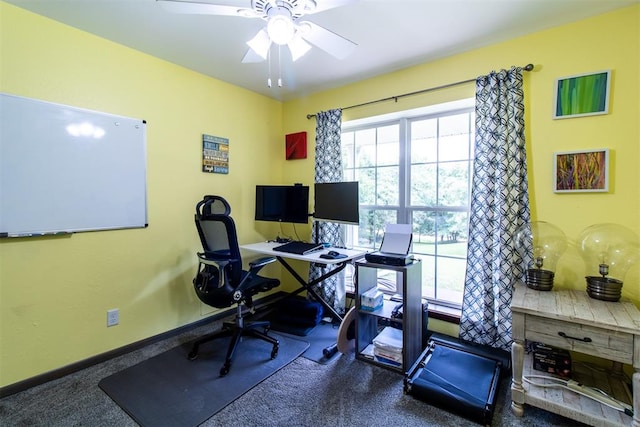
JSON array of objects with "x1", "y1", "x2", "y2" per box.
[
  {"x1": 526, "y1": 268, "x2": 554, "y2": 291},
  {"x1": 585, "y1": 276, "x2": 623, "y2": 302}
]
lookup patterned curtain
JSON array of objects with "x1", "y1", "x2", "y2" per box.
[
  {"x1": 309, "y1": 109, "x2": 345, "y2": 315},
  {"x1": 458, "y1": 67, "x2": 531, "y2": 351}
]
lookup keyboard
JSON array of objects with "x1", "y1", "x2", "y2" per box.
[{"x1": 273, "y1": 241, "x2": 324, "y2": 255}]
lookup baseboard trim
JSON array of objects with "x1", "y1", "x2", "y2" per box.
[{"x1": 0, "y1": 292, "x2": 285, "y2": 398}]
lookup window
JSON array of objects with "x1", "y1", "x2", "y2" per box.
[{"x1": 341, "y1": 100, "x2": 475, "y2": 309}]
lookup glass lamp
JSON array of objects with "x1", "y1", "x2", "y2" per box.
[
  {"x1": 578, "y1": 223, "x2": 640, "y2": 301},
  {"x1": 515, "y1": 221, "x2": 568, "y2": 291}
]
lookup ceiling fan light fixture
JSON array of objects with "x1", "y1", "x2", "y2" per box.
[
  {"x1": 246, "y1": 29, "x2": 271, "y2": 60},
  {"x1": 267, "y1": 13, "x2": 295, "y2": 45},
  {"x1": 288, "y1": 35, "x2": 311, "y2": 61}
]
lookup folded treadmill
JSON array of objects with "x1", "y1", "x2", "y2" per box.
[{"x1": 404, "y1": 333, "x2": 510, "y2": 426}]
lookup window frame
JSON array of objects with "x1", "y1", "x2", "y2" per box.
[{"x1": 341, "y1": 99, "x2": 475, "y2": 313}]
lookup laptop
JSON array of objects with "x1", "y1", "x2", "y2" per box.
[{"x1": 273, "y1": 241, "x2": 324, "y2": 255}]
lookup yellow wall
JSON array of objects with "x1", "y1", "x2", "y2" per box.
[
  {"x1": 0, "y1": 2, "x2": 286, "y2": 387},
  {"x1": 1, "y1": 2, "x2": 639, "y2": 388},
  {"x1": 283, "y1": 6, "x2": 640, "y2": 334}
]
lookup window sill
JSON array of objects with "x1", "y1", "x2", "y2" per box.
[
  {"x1": 427, "y1": 302, "x2": 461, "y2": 324},
  {"x1": 346, "y1": 292, "x2": 461, "y2": 324}
]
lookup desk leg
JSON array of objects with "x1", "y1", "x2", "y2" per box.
[
  {"x1": 276, "y1": 256, "x2": 345, "y2": 322},
  {"x1": 511, "y1": 339, "x2": 525, "y2": 417}
]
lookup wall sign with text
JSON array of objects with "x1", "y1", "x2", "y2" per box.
[{"x1": 202, "y1": 134, "x2": 229, "y2": 174}]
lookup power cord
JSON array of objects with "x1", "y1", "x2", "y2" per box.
[{"x1": 523, "y1": 375, "x2": 633, "y2": 417}]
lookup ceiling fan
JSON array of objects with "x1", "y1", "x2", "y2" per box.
[{"x1": 157, "y1": 0, "x2": 358, "y2": 63}]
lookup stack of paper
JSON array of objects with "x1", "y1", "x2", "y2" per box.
[{"x1": 372, "y1": 326, "x2": 403, "y2": 365}]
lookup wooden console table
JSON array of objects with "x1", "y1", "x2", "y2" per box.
[{"x1": 511, "y1": 281, "x2": 640, "y2": 427}]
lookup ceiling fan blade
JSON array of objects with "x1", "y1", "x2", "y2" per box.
[
  {"x1": 297, "y1": 21, "x2": 356, "y2": 60},
  {"x1": 156, "y1": 0, "x2": 258, "y2": 17},
  {"x1": 297, "y1": 0, "x2": 360, "y2": 15}
]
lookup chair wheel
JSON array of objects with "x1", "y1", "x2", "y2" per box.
[
  {"x1": 271, "y1": 344, "x2": 279, "y2": 359},
  {"x1": 220, "y1": 364, "x2": 230, "y2": 376},
  {"x1": 187, "y1": 349, "x2": 198, "y2": 360}
]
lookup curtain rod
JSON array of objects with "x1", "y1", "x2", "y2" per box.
[{"x1": 306, "y1": 63, "x2": 534, "y2": 119}]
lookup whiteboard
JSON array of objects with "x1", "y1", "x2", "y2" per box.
[{"x1": 0, "y1": 93, "x2": 147, "y2": 237}]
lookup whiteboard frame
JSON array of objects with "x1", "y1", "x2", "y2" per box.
[{"x1": 0, "y1": 93, "x2": 148, "y2": 237}]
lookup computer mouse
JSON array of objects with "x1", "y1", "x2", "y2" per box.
[{"x1": 328, "y1": 250, "x2": 340, "y2": 257}]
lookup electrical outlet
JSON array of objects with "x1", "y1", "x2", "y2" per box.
[{"x1": 107, "y1": 309, "x2": 119, "y2": 327}]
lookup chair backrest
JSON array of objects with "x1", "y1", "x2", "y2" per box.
[{"x1": 195, "y1": 195, "x2": 243, "y2": 285}]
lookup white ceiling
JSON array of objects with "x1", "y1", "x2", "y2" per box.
[{"x1": 4, "y1": 0, "x2": 638, "y2": 101}]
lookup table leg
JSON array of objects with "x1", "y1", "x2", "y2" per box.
[
  {"x1": 633, "y1": 370, "x2": 639, "y2": 427},
  {"x1": 275, "y1": 256, "x2": 350, "y2": 359},
  {"x1": 276, "y1": 256, "x2": 346, "y2": 322},
  {"x1": 511, "y1": 339, "x2": 525, "y2": 417}
]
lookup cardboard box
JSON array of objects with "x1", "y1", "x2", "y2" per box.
[{"x1": 531, "y1": 342, "x2": 571, "y2": 378}]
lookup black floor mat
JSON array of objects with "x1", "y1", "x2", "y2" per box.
[
  {"x1": 99, "y1": 332, "x2": 308, "y2": 427},
  {"x1": 274, "y1": 321, "x2": 341, "y2": 364}
]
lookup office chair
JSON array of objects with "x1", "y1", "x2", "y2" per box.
[{"x1": 189, "y1": 195, "x2": 280, "y2": 376}]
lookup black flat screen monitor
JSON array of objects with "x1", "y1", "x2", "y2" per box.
[
  {"x1": 255, "y1": 185, "x2": 309, "y2": 224},
  {"x1": 313, "y1": 181, "x2": 359, "y2": 225}
]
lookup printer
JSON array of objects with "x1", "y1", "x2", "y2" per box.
[{"x1": 365, "y1": 224, "x2": 414, "y2": 266}]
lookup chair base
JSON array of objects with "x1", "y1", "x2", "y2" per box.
[{"x1": 188, "y1": 318, "x2": 279, "y2": 377}]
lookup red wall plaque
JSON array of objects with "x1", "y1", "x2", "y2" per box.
[{"x1": 285, "y1": 131, "x2": 307, "y2": 160}]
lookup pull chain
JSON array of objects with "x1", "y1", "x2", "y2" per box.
[
  {"x1": 267, "y1": 46, "x2": 272, "y2": 88},
  {"x1": 278, "y1": 45, "x2": 283, "y2": 87}
]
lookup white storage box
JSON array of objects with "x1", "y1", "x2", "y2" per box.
[{"x1": 361, "y1": 287, "x2": 384, "y2": 311}]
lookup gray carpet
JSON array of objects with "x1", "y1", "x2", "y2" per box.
[
  {"x1": 99, "y1": 332, "x2": 308, "y2": 427},
  {"x1": 0, "y1": 319, "x2": 587, "y2": 427},
  {"x1": 278, "y1": 321, "x2": 341, "y2": 364}
]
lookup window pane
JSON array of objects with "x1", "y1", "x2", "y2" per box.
[
  {"x1": 376, "y1": 166, "x2": 399, "y2": 205},
  {"x1": 412, "y1": 211, "x2": 437, "y2": 255},
  {"x1": 355, "y1": 129, "x2": 375, "y2": 167},
  {"x1": 377, "y1": 125, "x2": 399, "y2": 166},
  {"x1": 435, "y1": 257, "x2": 465, "y2": 304},
  {"x1": 410, "y1": 164, "x2": 436, "y2": 206},
  {"x1": 411, "y1": 119, "x2": 437, "y2": 163},
  {"x1": 343, "y1": 169, "x2": 355, "y2": 181},
  {"x1": 420, "y1": 255, "x2": 435, "y2": 300},
  {"x1": 342, "y1": 132, "x2": 354, "y2": 169},
  {"x1": 358, "y1": 168, "x2": 376, "y2": 205},
  {"x1": 357, "y1": 209, "x2": 397, "y2": 249},
  {"x1": 438, "y1": 161, "x2": 469, "y2": 206},
  {"x1": 439, "y1": 114, "x2": 472, "y2": 162},
  {"x1": 435, "y1": 211, "x2": 468, "y2": 255}
]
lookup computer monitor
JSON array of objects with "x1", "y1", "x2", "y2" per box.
[
  {"x1": 313, "y1": 181, "x2": 359, "y2": 225},
  {"x1": 254, "y1": 184, "x2": 309, "y2": 224}
]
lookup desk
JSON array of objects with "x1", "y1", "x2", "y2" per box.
[
  {"x1": 511, "y1": 281, "x2": 640, "y2": 427},
  {"x1": 241, "y1": 242, "x2": 366, "y2": 321}
]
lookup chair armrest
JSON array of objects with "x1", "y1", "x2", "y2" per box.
[
  {"x1": 197, "y1": 252, "x2": 235, "y2": 288},
  {"x1": 197, "y1": 252, "x2": 234, "y2": 268}
]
